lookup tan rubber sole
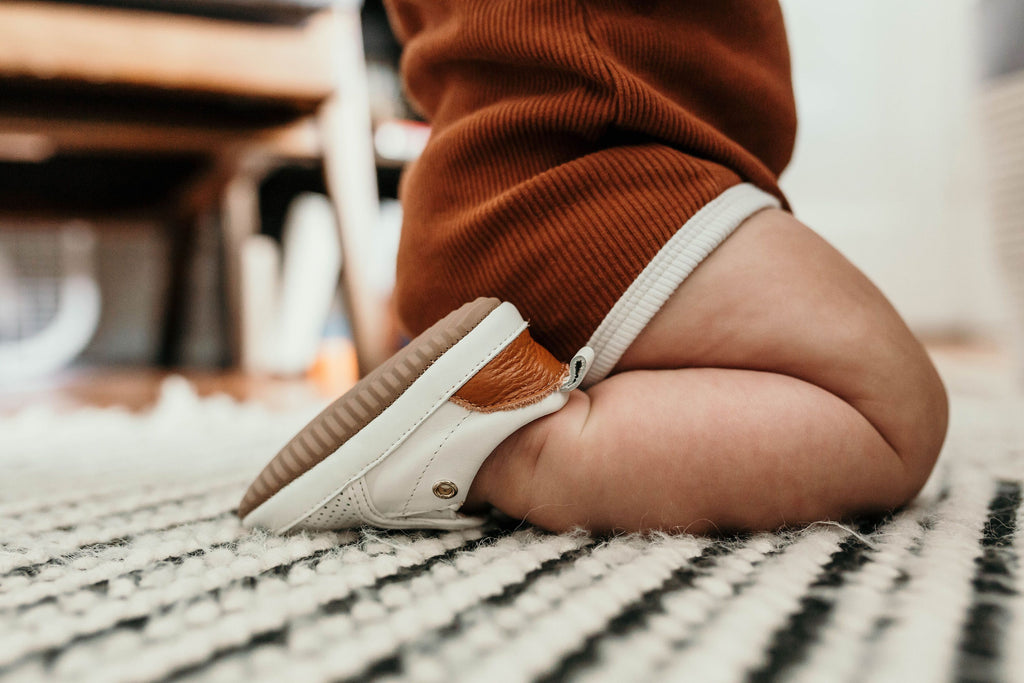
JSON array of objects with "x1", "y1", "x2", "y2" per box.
[{"x1": 238, "y1": 297, "x2": 502, "y2": 520}]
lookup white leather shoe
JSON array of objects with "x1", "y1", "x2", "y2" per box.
[{"x1": 239, "y1": 298, "x2": 593, "y2": 532}]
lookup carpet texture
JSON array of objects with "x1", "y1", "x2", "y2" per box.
[{"x1": 1, "y1": 367, "x2": 1022, "y2": 682}]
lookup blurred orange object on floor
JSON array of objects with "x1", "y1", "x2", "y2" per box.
[{"x1": 306, "y1": 336, "x2": 359, "y2": 397}]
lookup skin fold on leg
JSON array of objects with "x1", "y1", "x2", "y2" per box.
[{"x1": 464, "y1": 209, "x2": 949, "y2": 534}]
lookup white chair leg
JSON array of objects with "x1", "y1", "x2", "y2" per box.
[
  {"x1": 0, "y1": 225, "x2": 101, "y2": 384},
  {"x1": 319, "y1": 5, "x2": 391, "y2": 376}
]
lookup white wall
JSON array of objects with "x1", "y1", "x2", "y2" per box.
[{"x1": 779, "y1": 0, "x2": 1009, "y2": 338}]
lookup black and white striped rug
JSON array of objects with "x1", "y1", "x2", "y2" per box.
[{"x1": 2, "y1": 368, "x2": 1022, "y2": 682}]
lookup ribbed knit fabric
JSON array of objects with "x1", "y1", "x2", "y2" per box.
[{"x1": 385, "y1": 1, "x2": 797, "y2": 360}]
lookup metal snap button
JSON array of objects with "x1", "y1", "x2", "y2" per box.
[{"x1": 432, "y1": 481, "x2": 458, "y2": 499}]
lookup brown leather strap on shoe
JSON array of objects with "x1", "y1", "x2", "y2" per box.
[{"x1": 451, "y1": 330, "x2": 567, "y2": 413}]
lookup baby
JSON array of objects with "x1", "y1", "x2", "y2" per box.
[{"x1": 238, "y1": 1, "x2": 948, "y2": 535}]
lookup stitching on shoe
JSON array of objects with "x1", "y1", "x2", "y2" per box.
[
  {"x1": 400, "y1": 412, "x2": 471, "y2": 516},
  {"x1": 281, "y1": 319, "x2": 528, "y2": 532},
  {"x1": 356, "y1": 479, "x2": 389, "y2": 526}
]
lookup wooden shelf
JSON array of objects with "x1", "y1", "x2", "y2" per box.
[
  {"x1": 0, "y1": 1, "x2": 337, "y2": 103},
  {"x1": 0, "y1": 113, "x2": 321, "y2": 158},
  {"x1": 0, "y1": 2, "x2": 390, "y2": 376}
]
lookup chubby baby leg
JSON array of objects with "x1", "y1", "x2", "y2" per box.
[{"x1": 464, "y1": 209, "x2": 948, "y2": 533}]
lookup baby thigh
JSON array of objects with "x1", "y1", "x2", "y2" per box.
[
  {"x1": 616, "y1": 208, "x2": 948, "y2": 498},
  {"x1": 478, "y1": 208, "x2": 948, "y2": 533}
]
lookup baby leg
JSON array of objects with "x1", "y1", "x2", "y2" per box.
[{"x1": 464, "y1": 209, "x2": 948, "y2": 533}]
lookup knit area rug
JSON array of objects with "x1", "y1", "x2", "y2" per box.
[{"x1": 2, "y1": 363, "x2": 1022, "y2": 683}]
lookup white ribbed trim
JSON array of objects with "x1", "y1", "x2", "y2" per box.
[{"x1": 582, "y1": 183, "x2": 780, "y2": 388}]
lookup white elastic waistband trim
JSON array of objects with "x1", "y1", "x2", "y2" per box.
[{"x1": 582, "y1": 183, "x2": 780, "y2": 388}]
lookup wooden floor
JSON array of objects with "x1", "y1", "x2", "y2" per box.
[
  {"x1": 0, "y1": 366, "x2": 345, "y2": 414},
  {"x1": 1, "y1": 338, "x2": 1017, "y2": 414}
]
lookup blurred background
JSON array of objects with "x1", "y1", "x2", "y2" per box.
[
  {"x1": 0, "y1": 0, "x2": 1022, "y2": 409},
  {"x1": 782, "y1": 0, "x2": 1017, "y2": 350}
]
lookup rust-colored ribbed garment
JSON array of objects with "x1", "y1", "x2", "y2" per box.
[{"x1": 384, "y1": 1, "x2": 797, "y2": 361}]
